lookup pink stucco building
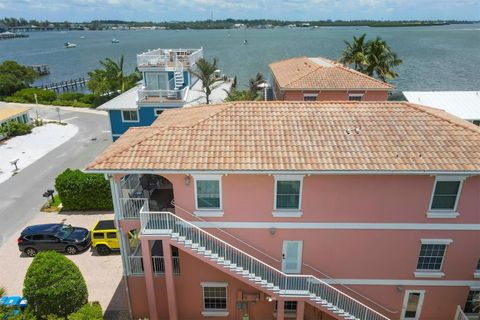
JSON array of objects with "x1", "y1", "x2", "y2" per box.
[
  {"x1": 269, "y1": 57, "x2": 393, "y2": 101},
  {"x1": 87, "y1": 101, "x2": 480, "y2": 320}
]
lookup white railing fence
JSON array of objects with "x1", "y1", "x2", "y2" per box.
[
  {"x1": 127, "y1": 255, "x2": 180, "y2": 276},
  {"x1": 120, "y1": 198, "x2": 149, "y2": 219},
  {"x1": 140, "y1": 210, "x2": 390, "y2": 320},
  {"x1": 137, "y1": 48, "x2": 203, "y2": 68},
  {"x1": 454, "y1": 305, "x2": 469, "y2": 320},
  {"x1": 137, "y1": 87, "x2": 187, "y2": 102}
]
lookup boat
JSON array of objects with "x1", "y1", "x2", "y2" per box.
[
  {"x1": 64, "y1": 42, "x2": 77, "y2": 48},
  {"x1": 111, "y1": 38, "x2": 120, "y2": 43},
  {"x1": 80, "y1": 36, "x2": 86, "y2": 39}
]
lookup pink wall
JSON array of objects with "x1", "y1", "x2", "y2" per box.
[{"x1": 282, "y1": 90, "x2": 388, "y2": 101}]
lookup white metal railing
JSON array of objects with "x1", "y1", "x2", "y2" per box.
[
  {"x1": 127, "y1": 255, "x2": 180, "y2": 275},
  {"x1": 137, "y1": 87, "x2": 187, "y2": 102},
  {"x1": 120, "y1": 198, "x2": 149, "y2": 219},
  {"x1": 137, "y1": 48, "x2": 202, "y2": 69},
  {"x1": 120, "y1": 174, "x2": 140, "y2": 191},
  {"x1": 140, "y1": 210, "x2": 390, "y2": 320},
  {"x1": 454, "y1": 305, "x2": 469, "y2": 320}
]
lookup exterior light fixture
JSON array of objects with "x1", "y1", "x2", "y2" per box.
[
  {"x1": 184, "y1": 174, "x2": 191, "y2": 185},
  {"x1": 269, "y1": 227, "x2": 276, "y2": 235}
]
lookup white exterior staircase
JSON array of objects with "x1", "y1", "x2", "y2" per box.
[
  {"x1": 140, "y1": 210, "x2": 391, "y2": 320},
  {"x1": 173, "y1": 58, "x2": 184, "y2": 89}
]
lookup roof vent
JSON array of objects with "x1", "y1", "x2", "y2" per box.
[
  {"x1": 345, "y1": 128, "x2": 351, "y2": 135},
  {"x1": 354, "y1": 128, "x2": 361, "y2": 134}
]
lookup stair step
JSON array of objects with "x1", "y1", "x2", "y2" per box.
[
  {"x1": 210, "y1": 253, "x2": 219, "y2": 259},
  {"x1": 203, "y1": 250, "x2": 212, "y2": 256},
  {"x1": 191, "y1": 243, "x2": 199, "y2": 249},
  {"x1": 177, "y1": 236, "x2": 186, "y2": 242},
  {"x1": 171, "y1": 233, "x2": 179, "y2": 238}
]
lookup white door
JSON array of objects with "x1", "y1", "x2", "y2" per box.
[
  {"x1": 401, "y1": 291, "x2": 425, "y2": 320},
  {"x1": 282, "y1": 241, "x2": 302, "y2": 274}
]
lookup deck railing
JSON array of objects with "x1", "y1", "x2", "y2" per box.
[
  {"x1": 140, "y1": 210, "x2": 390, "y2": 320},
  {"x1": 454, "y1": 305, "x2": 469, "y2": 320},
  {"x1": 137, "y1": 48, "x2": 202, "y2": 69},
  {"x1": 137, "y1": 87, "x2": 187, "y2": 102},
  {"x1": 127, "y1": 255, "x2": 180, "y2": 275},
  {"x1": 119, "y1": 198, "x2": 149, "y2": 219}
]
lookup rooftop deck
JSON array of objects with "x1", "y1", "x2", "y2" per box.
[{"x1": 137, "y1": 48, "x2": 203, "y2": 70}]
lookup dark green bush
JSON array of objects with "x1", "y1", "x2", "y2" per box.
[
  {"x1": 68, "y1": 302, "x2": 103, "y2": 320},
  {"x1": 0, "y1": 121, "x2": 32, "y2": 138},
  {"x1": 23, "y1": 251, "x2": 88, "y2": 319},
  {"x1": 55, "y1": 169, "x2": 113, "y2": 211},
  {"x1": 58, "y1": 92, "x2": 84, "y2": 101},
  {"x1": 13, "y1": 88, "x2": 57, "y2": 103},
  {"x1": 79, "y1": 94, "x2": 96, "y2": 105}
]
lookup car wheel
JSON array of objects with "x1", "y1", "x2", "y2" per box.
[
  {"x1": 65, "y1": 246, "x2": 78, "y2": 255},
  {"x1": 96, "y1": 245, "x2": 111, "y2": 256},
  {"x1": 24, "y1": 247, "x2": 37, "y2": 257}
]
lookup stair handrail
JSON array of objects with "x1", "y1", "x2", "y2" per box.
[
  {"x1": 172, "y1": 201, "x2": 398, "y2": 315},
  {"x1": 140, "y1": 208, "x2": 390, "y2": 320}
]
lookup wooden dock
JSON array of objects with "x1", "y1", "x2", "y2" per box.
[
  {"x1": 36, "y1": 78, "x2": 88, "y2": 92},
  {"x1": 29, "y1": 64, "x2": 50, "y2": 76}
]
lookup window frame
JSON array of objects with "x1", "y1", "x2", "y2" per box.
[
  {"x1": 121, "y1": 110, "x2": 140, "y2": 123},
  {"x1": 464, "y1": 288, "x2": 480, "y2": 314},
  {"x1": 474, "y1": 259, "x2": 480, "y2": 279},
  {"x1": 273, "y1": 175, "x2": 304, "y2": 217},
  {"x1": 200, "y1": 282, "x2": 228, "y2": 317},
  {"x1": 414, "y1": 239, "x2": 452, "y2": 278},
  {"x1": 303, "y1": 93, "x2": 318, "y2": 102},
  {"x1": 348, "y1": 93, "x2": 364, "y2": 101},
  {"x1": 400, "y1": 290, "x2": 425, "y2": 320},
  {"x1": 427, "y1": 176, "x2": 465, "y2": 218},
  {"x1": 193, "y1": 174, "x2": 223, "y2": 217}
]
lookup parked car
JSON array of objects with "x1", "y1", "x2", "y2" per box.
[
  {"x1": 91, "y1": 220, "x2": 135, "y2": 255},
  {"x1": 0, "y1": 295, "x2": 27, "y2": 319},
  {"x1": 17, "y1": 223, "x2": 91, "y2": 257}
]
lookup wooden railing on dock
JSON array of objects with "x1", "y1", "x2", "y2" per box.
[{"x1": 36, "y1": 77, "x2": 88, "y2": 92}]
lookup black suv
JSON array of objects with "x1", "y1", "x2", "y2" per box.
[{"x1": 18, "y1": 223, "x2": 91, "y2": 257}]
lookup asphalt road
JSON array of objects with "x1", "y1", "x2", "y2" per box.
[{"x1": 0, "y1": 104, "x2": 112, "y2": 247}]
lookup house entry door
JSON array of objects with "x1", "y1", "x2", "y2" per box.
[{"x1": 281, "y1": 240, "x2": 302, "y2": 274}]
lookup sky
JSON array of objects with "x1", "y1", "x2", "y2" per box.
[{"x1": 0, "y1": 0, "x2": 479, "y2": 22}]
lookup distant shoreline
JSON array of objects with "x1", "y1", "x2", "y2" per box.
[{"x1": 2, "y1": 18, "x2": 479, "y2": 32}]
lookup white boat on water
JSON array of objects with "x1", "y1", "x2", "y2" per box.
[
  {"x1": 64, "y1": 42, "x2": 77, "y2": 48},
  {"x1": 111, "y1": 38, "x2": 120, "y2": 43},
  {"x1": 80, "y1": 36, "x2": 86, "y2": 39}
]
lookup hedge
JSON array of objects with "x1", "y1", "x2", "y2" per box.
[
  {"x1": 12, "y1": 88, "x2": 57, "y2": 103},
  {"x1": 55, "y1": 169, "x2": 113, "y2": 211},
  {"x1": 0, "y1": 121, "x2": 31, "y2": 138}
]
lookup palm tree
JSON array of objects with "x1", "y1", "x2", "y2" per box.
[
  {"x1": 193, "y1": 58, "x2": 221, "y2": 104},
  {"x1": 339, "y1": 33, "x2": 368, "y2": 71},
  {"x1": 248, "y1": 73, "x2": 266, "y2": 98},
  {"x1": 364, "y1": 37, "x2": 403, "y2": 82}
]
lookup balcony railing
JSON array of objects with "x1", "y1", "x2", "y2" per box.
[
  {"x1": 127, "y1": 255, "x2": 180, "y2": 276},
  {"x1": 137, "y1": 48, "x2": 203, "y2": 69},
  {"x1": 454, "y1": 306, "x2": 469, "y2": 320},
  {"x1": 137, "y1": 87, "x2": 188, "y2": 103},
  {"x1": 120, "y1": 198, "x2": 149, "y2": 219},
  {"x1": 140, "y1": 210, "x2": 390, "y2": 320}
]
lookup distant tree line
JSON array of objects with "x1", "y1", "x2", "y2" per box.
[{"x1": 1, "y1": 17, "x2": 479, "y2": 30}]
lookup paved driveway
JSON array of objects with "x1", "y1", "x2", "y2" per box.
[
  {"x1": 0, "y1": 102, "x2": 112, "y2": 247},
  {"x1": 0, "y1": 211, "x2": 128, "y2": 317}
]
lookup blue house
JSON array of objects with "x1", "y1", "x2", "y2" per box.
[{"x1": 99, "y1": 48, "x2": 203, "y2": 141}]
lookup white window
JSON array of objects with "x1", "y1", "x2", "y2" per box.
[
  {"x1": 348, "y1": 93, "x2": 364, "y2": 101},
  {"x1": 400, "y1": 290, "x2": 425, "y2": 320},
  {"x1": 428, "y1": 176, "x2": 464, "y2": 217},
  {"x1": 121, "y1": 110, "x2": 139, "y2": 122},
  {"x1": 275, "y1": 301, "x2": 297, "y2": 317},
  {"x1": 201, "y1": 282, "x2": 228, "y2": 317},
  {"x1": 273, "y1": 175, "x2": 303, "y2": 217},
  {"x1": 474, "y1": 259, "x2": 480, "y2": 278},
  {"x1": 414, "y1": 239, "x2": 452, "y2": 278},
  {"x1": 154, "y1": 109, "x2": 164, "y2": 116},
  {"x1": 193, "y1": 175, "x2": 223, "y2": 216},
  {"x1": 464, "y1": 289, "x2": 480, "y2": 314},
  {"x1": 303, "y1": 94, "x2": 317, "y2": 101}
]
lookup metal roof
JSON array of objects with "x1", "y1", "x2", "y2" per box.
[
  {"x1": 96, "y1": 85, "x2": 139, "y2": 111},
  {"x1": 0, "y1": 106, "x2": 31, "y2": 122},
  {"x1": 403, "y1": 91, "x2": 480, "y2": 121}
]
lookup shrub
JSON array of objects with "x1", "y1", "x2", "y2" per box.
[
  {"x1": 79, "y1": 94, "x2": 96, "y2": 105},
  {"x1": 55, "y1": 169, "x2": 113, "y2": 211},
  {"x1": 58, "y1": 92, "x2": 84, "y2": 101},
  {"x1": 0, "y1": 121, "x2": 32, "y2": 138},
  {"x1": 68, "y1": 302, "x2": 103, "y2": 320},
  {"x1": 23, "y1": 251, "x2": 88, "y2": 319},
  {"x1": 13, "y1": 88, "x2": 57, "y2": 103}
]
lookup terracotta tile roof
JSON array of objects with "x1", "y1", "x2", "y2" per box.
[
  {"x1": 269, "y1": 57, "x2": 394, "y2": 90},
  {"x1": 86, "y1": 101, "x2": 480, "y2": 173}
]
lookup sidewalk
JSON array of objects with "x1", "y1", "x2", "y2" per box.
[{"x1": 0, "y1": 102, "x2": 107, "y2": 115}]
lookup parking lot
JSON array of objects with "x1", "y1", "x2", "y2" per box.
[{"x1": 0, "y1": 210, "x2": 128, "y2": 317}]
